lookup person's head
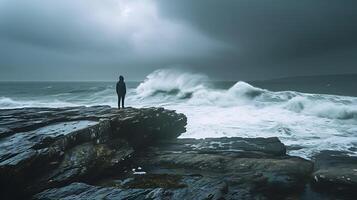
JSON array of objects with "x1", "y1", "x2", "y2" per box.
[{"x1": 119, "y1": 75, "x2": 124, "y2": 82}]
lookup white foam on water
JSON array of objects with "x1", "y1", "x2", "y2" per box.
[
  {"x1": 1, "y1": 69, "x2": 357, "y2": 158},
  {"x1": 0, "y1": 96, "x2": 78, "y2": 109},
  {"x1": 133, "y1": 69, "x2": 357, "y2": 158}
]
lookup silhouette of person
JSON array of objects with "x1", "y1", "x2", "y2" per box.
[{"x1": 116, "y1": 75, "x2": 126, "y2": 109}]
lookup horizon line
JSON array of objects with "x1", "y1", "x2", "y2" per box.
[{"x1": 0, "y1": 72, "x2": 356, "y2": 83}]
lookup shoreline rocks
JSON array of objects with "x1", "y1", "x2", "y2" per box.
[
  {"x1": 0, "y1": 106, "x2": 186, "y2": 199},
  {"x1": 0, "y1": 106, "x2": 355, "y2": 199},
  {"x1": 32, "y1": 136, "x2": 314, "y2": 200},
  {"x1": 311, "y1": 150, "x2": 357, "y2": 197}
]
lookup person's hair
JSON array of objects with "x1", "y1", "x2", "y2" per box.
[{"x1": 119, "y1": 75, "x2": 124, "y2": 81}]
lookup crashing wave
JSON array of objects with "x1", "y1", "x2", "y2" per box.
[
  {"x1": 227, "y1": 81, "x2": 265, "y2": 99},
  {"x1": 2, "y1": 68, "x2": 356, "y2": 120},
  {"x1": 285, "y1": 96, "x2": 357, "y2": 120},
  {"x1": 133, "y1": 69, "x2": 357, "y2": 120},
  {"x1": 135, "y1": 69, "x2": 208, "y2": 99},
  {"x1": 135, "y1": 69, "x2": 266, "y2": 104}
]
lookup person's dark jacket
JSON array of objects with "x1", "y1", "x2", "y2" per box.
[{"x1": 116, "y1": 81, "x2": 126, "y2": 96}]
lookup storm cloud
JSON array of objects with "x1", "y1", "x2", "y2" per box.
[{"x1": 0, "y1": 0, "x2": 356, "y2": 81}]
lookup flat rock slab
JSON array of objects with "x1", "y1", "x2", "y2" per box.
[
  {"x1": 34, "y1": 178, "x2": 238, "y2": 200},
  {"x1": 132, "y1": 137, "x2": 313, "y2": 198},
  {"x1": 0, "y1": 106, "x2": 187, "y2": 140},
  {"x1": 34, "y1": 137, "x2": 314, "y2": 199},
  {"x1": 34, "y1": 182, "x2": 153, "y2": 200},
  {"x1": 312, "y1": 150, "x2": 357, "y2": 196},
  {"x1": 152, "y1": 137, "x2": 286, "y2": 157},
  {"x1": 0, "y1": 106, "x2": 111, "y2": 138},
  {"x1": 0, "y1": 120, "x2": 99, "y2": 168},
  {"x1": 34, "y1": 120, "x2": 98, "y2": 136}
]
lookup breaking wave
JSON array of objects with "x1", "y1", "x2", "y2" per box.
[
  {"x1": 135, "y1": 69, "x2": 208, "y2": 100},
  {"x1": 285, "y1": 96, "x2": 357, "y2": 120},
  {"x1": 134, "y1": 69, "x2": 357, "y2": 120},
  {"x1": 1, "y1": 68, "x2": 357, "y2": 158}
]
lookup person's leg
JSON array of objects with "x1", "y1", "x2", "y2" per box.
[
  {"x1": 118, "y1": 95, "x2": 121, "y2": 109},
  {"x1": 122, "y1": 95, "x2": 125, "y2": 108}
]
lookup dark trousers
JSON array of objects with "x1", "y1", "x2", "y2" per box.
[{"x1": 118, "y1": 95, "x2": 125, "y2": 108}]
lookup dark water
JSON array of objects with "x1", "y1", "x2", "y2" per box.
[
  {"x1": 251, "y1": 74, "x2": 357, "y2": 97},
  {"x1": 208, "y1": 74, "x2": 357, "y2": 97}
]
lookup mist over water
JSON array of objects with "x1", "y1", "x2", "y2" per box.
[{"x1": 1, "y1": 69, "x2": 357, "y2": 158}]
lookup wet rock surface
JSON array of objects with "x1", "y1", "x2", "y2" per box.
[
  {"x1": 0, "y1": 106, "x2": 186, "y2": 199},
  {"x1": 127, "y1": 138, "x2": 313, "y2": 199},
  {"x1": 311, "y1": 150, "x2": 357, "y2": 197},
  {"x1": 33, "y1": 136, "x2": 314, "y2": 200},
  {"x1": 0, "y1": 106, "x2": 355, "y2": 199},
  {"x1": 32, "y1": 137, "x2": 314, "y2": 200}
]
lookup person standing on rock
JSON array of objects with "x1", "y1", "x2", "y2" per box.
[{"x1": 116, "y1": 75, "x2": 126, "y2": 109}]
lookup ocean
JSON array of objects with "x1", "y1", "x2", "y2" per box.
[{"x1": 1, "y1": 69, "x2": 356, "y2": 158}]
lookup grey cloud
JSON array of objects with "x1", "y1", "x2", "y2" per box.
[
  {"x1": 157, "y1": 0, "x2": 357, "y2": 58},
  {"x1": 0, "y1": 0, "x2": 356, "y2": 81},
  {"x1": 153, "y1": 0, "x2": 357, "y2": 80},
  {"x1": 0, "y1": 0, "x2": 225, "y2": 80}
]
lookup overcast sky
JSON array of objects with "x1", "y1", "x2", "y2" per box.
[{"x1": 0, "y1": 0, "x2": 356, "y2": 81}]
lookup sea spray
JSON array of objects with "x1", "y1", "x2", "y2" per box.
[
  {"x1": 1, "y1": 69, "x2": 357, "y2": 158},
  {"x1": 136, "y1": 69, "x2": 208, "y2": 99}
]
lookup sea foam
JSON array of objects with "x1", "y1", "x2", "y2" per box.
[
  {"x1": 1, "y1": 69, "x2": 357, "y2": 158},
  {"x1": 134, "y1": 69, "x2": 357, "y2": 120}
]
